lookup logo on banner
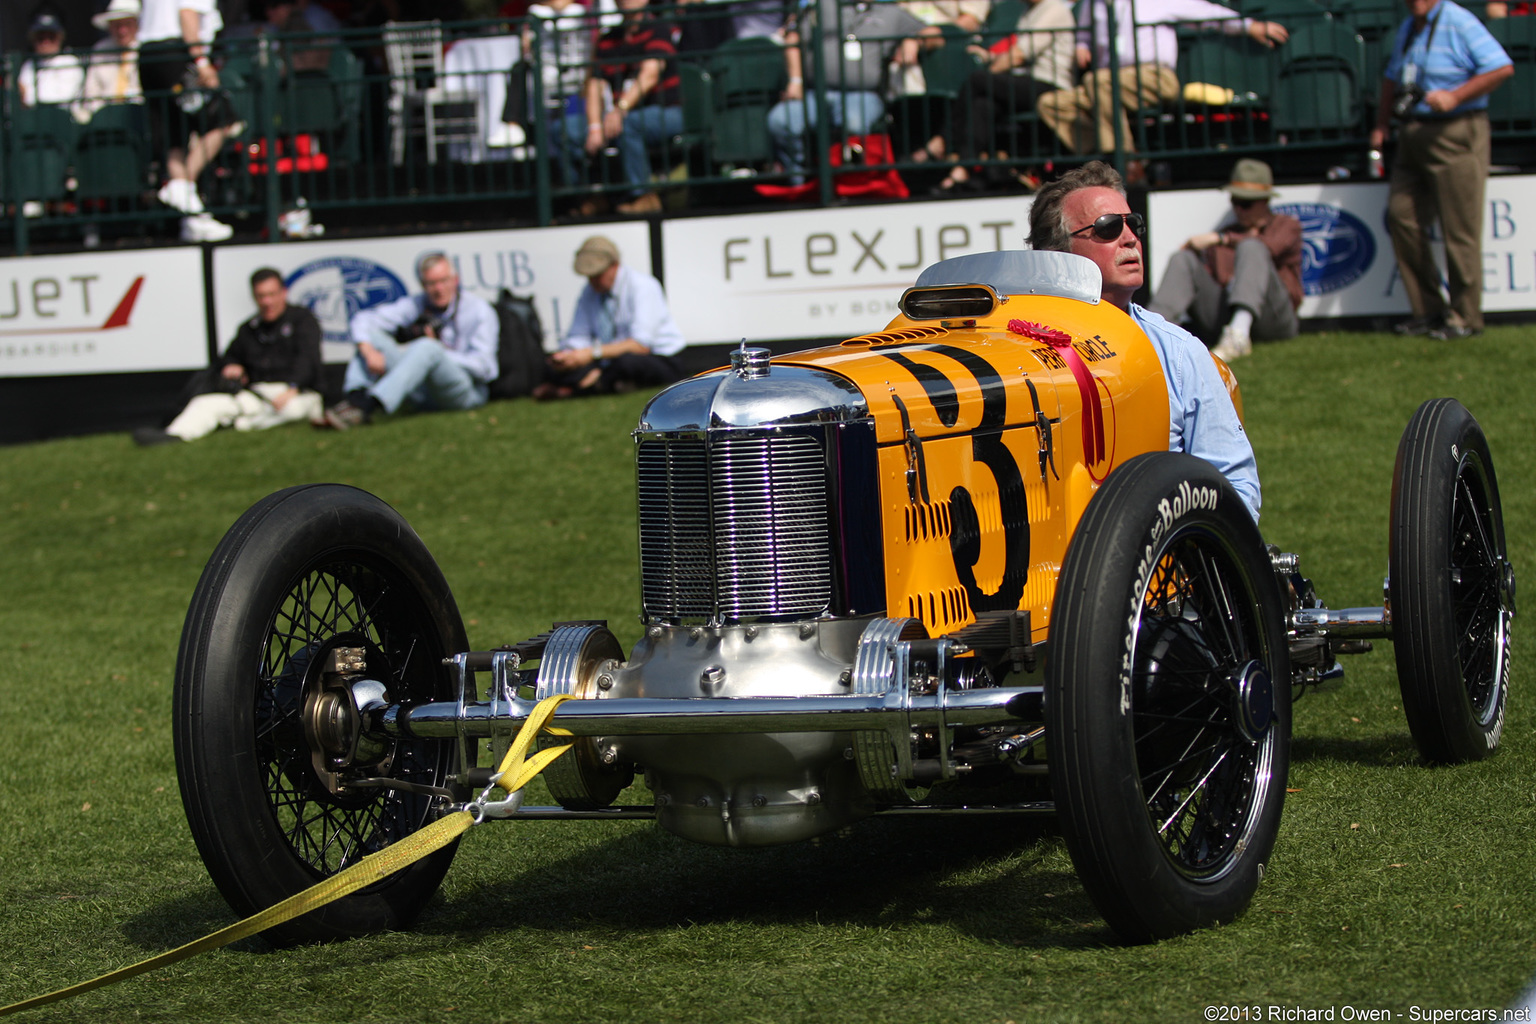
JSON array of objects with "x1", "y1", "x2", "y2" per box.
[
  {"x1": 1276, "y1": 202, "x2": 1376, "y2": 296},
  {"x1": 0, "y1": 276, "x2": 144, "y2": 339},
  {"x1": 285, "y1": 257, "x2": 409, "y2": 343}
]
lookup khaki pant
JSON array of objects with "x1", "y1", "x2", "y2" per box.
[
  {"x1": 166, "y1": 381, "x2": 324, "y2": 441},
  {"x1": 1387, "y1": 112, "x2": 1491, "y2": 331},
  {"x1": 1037, "y1": 63, "x2": 1180, "y2": 155}
]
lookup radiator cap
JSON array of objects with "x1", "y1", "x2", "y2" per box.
[{"x1": 730, "y1": 345, "x2": 772, "y2": 380}]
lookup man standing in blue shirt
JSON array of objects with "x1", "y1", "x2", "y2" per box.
[
  {"x1": 319, "y1": 252, "x2": 500, "y2": 428},
  {"x1": 1027, "y1": 161, "x2": 1262, "y2": 522},
  {"x1": 1372, "y1": 0, "x2": 1512, "y2": 340},
  {"x1": 537, "y1": 236, "x2": 687, "y2": 398}
]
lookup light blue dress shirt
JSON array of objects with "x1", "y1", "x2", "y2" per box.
[
  {"x1": 1131, "y1": 303, "x2": 1263, "y2": 522},
  {"x1": 1383, "y1": 0, "x2": 1511, "y2": 118},
  {"x1": 349, "y1": 290, "x2": 501, "y2": 384},
  {"x1": 563, "y1": 264, "x2": 686, "y2": 357}
]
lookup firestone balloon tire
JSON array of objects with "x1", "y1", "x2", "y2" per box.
[
  {"x1": 1046, "y1": 453, "x2": 1290, "y2": 943},
  {"x1": 173, "y1": 484, "x2": 470, "y2": 946},
  {"x1": 1389, "y1": 399, "x2": 1512, "y2": 764}
]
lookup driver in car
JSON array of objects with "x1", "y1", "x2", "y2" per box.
[{"x1": 1027, "y1": 160, "x2": 1262, "y2": 522}]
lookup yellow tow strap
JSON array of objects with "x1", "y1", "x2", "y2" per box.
[{"x1": 0, "y1": 694, "x2": 574, "y2": 1018}]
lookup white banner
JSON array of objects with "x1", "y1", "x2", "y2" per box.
[
  {"x1": 661, "y1": 196, "x2": 1034, "y2": 344},
  {"x1": 1147, "y1": 175, "x2": 1536, "y2": 319},
  {"x1": 210, "y1": 222, "x2": 654, "y2": 362},
  {"x1": 0, "y1": 248, "x2": 207, "y2": 377}
]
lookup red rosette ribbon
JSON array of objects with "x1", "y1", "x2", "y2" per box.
[{"x1": 1008, "y1": 319, "x2": 1105, "y2": 465}]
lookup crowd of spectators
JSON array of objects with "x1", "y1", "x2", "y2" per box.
[{"x1": 1, "y1": 0, "x2": 1527, "y2": 238}]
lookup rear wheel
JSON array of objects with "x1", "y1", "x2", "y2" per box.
[
  {"x1": 1046, "y1": 453, "x2": 1290, "y2": 942},
  {"x1": 1390, "y1": 399, "x2": 1513, "y2": 763},
  {"x1": 173, "y1": 484, "x2": 469, "y2": 945}
]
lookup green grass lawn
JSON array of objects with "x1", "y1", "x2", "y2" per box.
[{"x1": 1, "y1": 325, "x2": 1533, "y2": 1023}]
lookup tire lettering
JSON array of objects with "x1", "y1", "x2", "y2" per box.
[{"x1": 1121, "y1": 479, "x2": 1220, "y2": 715}]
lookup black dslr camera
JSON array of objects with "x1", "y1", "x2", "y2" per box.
[
  {"x1": 1392, "y1": 84, "x2": 1426, "y2": 121},
  {"x1": 395, "y1": 311, "x2": 447, "y2": 343}
]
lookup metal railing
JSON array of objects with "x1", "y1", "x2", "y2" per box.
[{"x1": 2, "y1": 1, "x2": 1533, "y2": 254}]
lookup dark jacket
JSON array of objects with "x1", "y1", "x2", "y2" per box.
[{"x1": 221, "y1": 304, "x2": 324, "y2": 391}]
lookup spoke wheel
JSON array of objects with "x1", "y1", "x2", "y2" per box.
[
  {"x1": 1390, "y1": 399, "x2": 1513, "y2": 763},
  {"x1": 174, "y1": 484, "x2": 469, "y2": 945},
  {"x1": 1046, "y1": 453, "x2": 1289, "y2": 942}
]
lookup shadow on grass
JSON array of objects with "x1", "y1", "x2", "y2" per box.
[
  {"x1": 119, "y1": 889, "x2": 275, "y2": 956},
  {"x1": 422, "y1": 814, "x2": 1117, "y2": 950},
  {"x1": 1289, "y1": 731, "x2": 1422, "y2": 768}
]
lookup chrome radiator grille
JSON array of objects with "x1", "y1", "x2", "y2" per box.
[{"x1": 637, "y1": 434, "x2": 832, "y2": 622}]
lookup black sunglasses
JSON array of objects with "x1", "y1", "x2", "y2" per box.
[
  {"x1": 1232, "y1": 197, "x2": 1260, "y2": 209},
  {"x1": 1068, "y1": 212, "x2": 1146, "y2": 242}
]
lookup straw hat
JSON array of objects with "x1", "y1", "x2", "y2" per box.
[{"x1": 93, "y1": 0, "x2": 141, "y2": 30}]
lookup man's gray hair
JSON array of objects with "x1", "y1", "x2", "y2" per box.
[
  {"x1": 1027, "y1": 161, "x2": 1126, "y2": 253},
  {"x1": 416, "y1": 251, "x2": 452, "y2": 281}
]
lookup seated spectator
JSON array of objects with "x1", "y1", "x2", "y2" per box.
[
  {"x1": 19, "y1": 14, "x2": 86, "y2": 107},
  {"x1": 77, "y1": 0, "x2": 143, "y2": 121},
  {"x1": 1036, "y1": 0, "x2": 1286, "y2": 179},
  {"x1": 558, "y1": 0, "x2": 683, "y2": 216},
  {"x1": 1147, "y1": 158, "x2": 1302, "y2": 361},
  {"x1": 768, "y1": 0, "x2": 926, "y2": 182},
  {"x1": 498, "y1": 0, "x2": 593, "y2": 150},
  {"x1": 535, "y1": 235, "x2": 687, "y2": 398},
  {"x1": 901, "y1": 0, "x2": 989, "y2": 34},
  {"x1": 923, "y1": 0, "x2": 1074, "y2": 193},
  {"x1": 138, "y1": 0, "x2": 241, "y2": 242},
  {"x1": 318, "y1": 253, "x2": 500, "y2": 429},
  {"x1": 134, "y1": 268, "x2": 324, "y2": 446}
]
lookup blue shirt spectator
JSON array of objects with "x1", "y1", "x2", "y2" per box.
[
  {"x1": 538, "y1": 236, "x2": 686, "y2": 399},
  {"x1": 318, "y1": 253, "x2": 500, "y2": 429},
  {"x1": 1384, "y1": 0, "x2": 1511, "y2": 118},
  {"x1": 349, "y1": 289, "x2": 501, "y2": 384},
  {"x1": 563, "y1": 264, "x2": 686, "y2": 358}
]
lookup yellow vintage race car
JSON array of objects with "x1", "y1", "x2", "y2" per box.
[{"x1": 173, "y1": 250, "x2": 1515, "y2": 945}]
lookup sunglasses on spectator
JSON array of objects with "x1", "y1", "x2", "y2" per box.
[
  {"x1": 1232, "y1": 197, "x2": 1261, "y2": 209},
  {"x1": 1069, "y1": 212, "x2": 1146, "y2": 242}
]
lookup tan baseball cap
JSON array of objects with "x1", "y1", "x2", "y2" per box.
[
  {"x1": 1224, "y1": 158, "x2": 1278, "y2": 200},
  {"x1": 574, "y1": 235, "x2": 620, "y2": 277}
]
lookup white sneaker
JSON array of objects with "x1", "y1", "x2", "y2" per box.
[
  {"x1": 157, "y1": 178, "x2": 205, "y2": 214},
  {"x1": 1211, "y1": 324, "x2": 1253, "y2": 362},
  {"x1": 181, "y1": 213, "x2": 233, "y2": 243},
  {"x1": 486, "y1": 122, "x2": 526, "y2": 148}
]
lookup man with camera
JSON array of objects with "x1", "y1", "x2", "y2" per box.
[
  {"x1": 1372, "y1": 0, "x2": 1511, "y2": 341},
  {"x1": 319, "y1": 253, "x2": 500, "y2": 429},
  {"x1": 134, "y1": 267, "x2": 324, "y2": 445}
]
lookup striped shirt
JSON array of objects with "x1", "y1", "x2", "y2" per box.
[{"x1": 1384, "y1": 0, "x2": 1511, "y2": 117}]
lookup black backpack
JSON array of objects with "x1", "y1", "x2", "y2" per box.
[{"x1": 489, "y1": 289, "x2": 547, "y2": 400}]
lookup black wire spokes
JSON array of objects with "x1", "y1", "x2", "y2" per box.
[
  {"x1": 254, "y1": 561, "x2": 442, "y2": 878},
  {"x1": 1133, "y1": 535, "x2": 1264, "y2": 877},
  {"x1": 1448, "y1": 462, "x2": 1505, "y2": 720}
]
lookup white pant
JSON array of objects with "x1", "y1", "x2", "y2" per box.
[{"x1": 166, "y1": 381, "x2": 324, "y2": 441}]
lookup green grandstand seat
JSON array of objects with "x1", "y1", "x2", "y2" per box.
[
  {"x1": 73, "y1": 103, "x2": 152, "y2": 199},
  {"x1": 1488, "y1": 16, "x2": 1536, "y2": 131},
  {"x1": 5, "y1": 105, "x2": 76, "y2": 206},
  {"x1": 705, "y1": 36, "x2": 784, "y2": 168},
  {"x1": 893, "y1": 23, "x2": 981, "y2": 156},
  {"x1": 1270, "y1": 17, "x2": 1366, "y2": 138}
]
